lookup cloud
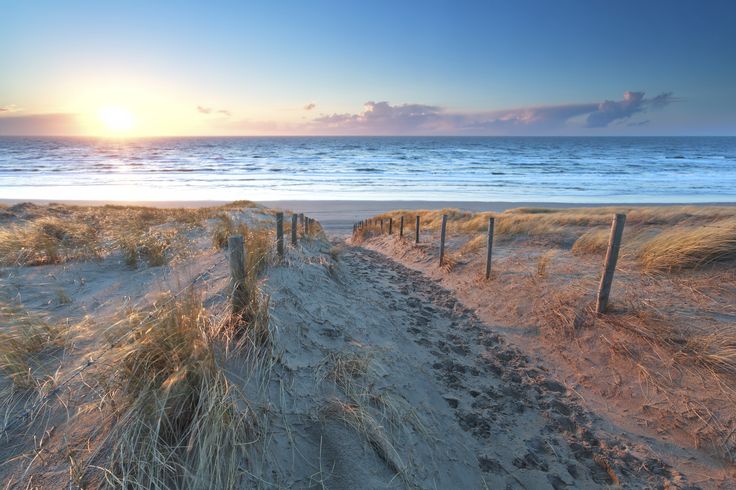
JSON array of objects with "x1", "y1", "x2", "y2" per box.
[
  {"x1": 308, "y1": 92, "x2": 676, "y2": 134},
  {"x1": 313, "y1": 101, "x2": 445, "y2": 133},
  {"x1": 0, "y1": 113, "x2": 81, "y2": 135},
  {"x1": 585, "y1": 91, "x2": 677, "y2": 128},
  {"x1": 304, "y1": 102, "x2": 316, "y2": 111},
  {"x1": 0, "y1": 104, "x2": 21, "y2": 113},
  {"x1": 197, "y1": 105, "x2": 231, "y2": 117}
]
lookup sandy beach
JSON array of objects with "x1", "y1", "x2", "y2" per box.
[
  {"x1": 3, "y1": 0, "x2": 734, "y2": 487},
  {"x1": 1, "y1": 200, "x2": 734, "y2": 488}
]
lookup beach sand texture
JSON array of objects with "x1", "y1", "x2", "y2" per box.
[{"x1": 0, "y1": 201, "x2": 734, "y2": 488}]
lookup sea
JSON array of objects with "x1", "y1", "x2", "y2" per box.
[{"x1": 0, "y1": 136, "x2": 734, "y2": 203}]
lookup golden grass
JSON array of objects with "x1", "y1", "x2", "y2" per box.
[
  {"x1": 571, "y1": 228, "x2": 610, "y2": 255},
  {"x1": 0, "y1": 216, "x2": 99, "y2": 266},
  {"x1": 317, "y1": 349, "x2": 407, "y2": 478},
  {"x1": 536, "y1": 250, "x2": 556, "y2": 278},
  {"x1": 98, "y1": 290, "x2": 252, "y2": 488},
  {"x1": 639, "y1": 219, "x2": 736, "y2": 271},
  {"x1": 212, "y1": 214, "x2": 273, "y2": 344},
  {"x1": 0, "y1": 201, "x2": 257, "y2": 267},
  {"x1": 0, "y1": 302, "x2": 64, "y2": 389},
  {"x1": 370, "y1": 206, "x2": 736, "y2": 272}
]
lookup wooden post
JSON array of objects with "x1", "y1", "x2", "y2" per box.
[
  {"x1": 485, "y1": 217, "x2": 495, "y2": 279},
  {"x1": 399, "y1": 216, "x2": 404, "y2": 238},
  {"x1": 305, "y1": 217, "x2": 310, "y2": 236},
  {"x1": 380, "y1": 219, "x2": 384, "y2": 233},
  {"x1": 439, "y1": 214, "x2": 448, "y2": 266},
  {"x1": 228, "y1": 235, "x2": 246, "y2": 316},
  {"x1": 276, "y1": 212, "x2": 284, "y2": 256},
  {"x1": 415, "y1": 215, "x2": 420, "y2": 244},
  {"x1": 291, "y1": 214, "x2": 298, "y2": 245},
  {"x1": 596, "y1": 213, "x2": 626, "y2": 314},
  {"x1": 388, "y1": 217, "x2": 393, "y2": 235}
]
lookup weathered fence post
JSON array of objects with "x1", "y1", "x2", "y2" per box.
[
  {"x1": 439, "y1": 214, "x2": 448, "y2": 266},
  {"x1": 305, "y1": 217, "x2": 310, "y2": 236},
  {"x1": 596, "y1": 213, "x2": 626, "y2": 314},
  {"x1": 415, "y1": 215, "x2": 420, "y2": 244},
  {"x1": 380, "y1": 219, "x2": 384, "y2": 233},
  {"x1": 388, "y1": 217, "x2": 393, "y2": 235},
  {"x1": 485, "y1": 217, "x2": 495, "y2": 279},
  {"x1": 291, "y1": 214, "x2": 298, "y2": 245},
  {"x1": 399, "y1": 216, "x2": 404, "y2": 238},
  {"x1": 276, "y1": 212, "x2": 284, "y2": 256},
  {"x1": 228, "y1": 235, "x2": 246, "y2": 316}
]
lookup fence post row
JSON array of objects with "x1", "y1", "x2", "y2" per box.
[
  {"x1": 276, "y1": 212, "x2": 284, "y2": 256},
  {"x1": 596, "y1": 213, "x2": 626, "y2": 314},
  {"x1": 485, "y1": 217, "x2": 495, "y2": 279},
  {"x1": 353, "y1": 212, "x2": 625, "y2": 311},
  {"x1": 439, "y1": 214, "x2": 448, "y2": 266},
  {"x1": 228, "y1": 235, "x2": 246, "y2": 315}
]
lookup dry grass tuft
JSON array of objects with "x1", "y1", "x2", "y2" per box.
[
  {"x1": 681, "y1": 327, "x2": 736, "y2": 377},
  {"x1": 536, "y1": 286, "x2": 595, "y2": 337},
  {"x1": 317, "y1": 351, "x2": 371, "y2": 392},
  {"x1": 0, "y1": 217, "x2": 99, "y2": 266},
  {"x1": 459, "y1": 235, "x2": 486, "y2": 255},
  {"x1": 324, "y1": 399, "x2": 405, "y2": 475},
  {"x1": 441, "y1": 252, "x2": 459, "y2": 273},
  {"x1": 639, "y1": 219, "x2": 736, "y2": 271},
  {"x1": 98, "y1": 290, "x2": 252, "y2": 488},
  {"x1": 0, "y1": 201, "x2": 259, "y2": 267},
  {"x1": 536, "y1": 250, "x2": 556, "y2": 278},
  {"x1": 572, "y1": 228, "x2": 610, "y2": 255},
  {"x1": 0, "y1": 302, "x2": 64, "y2": 388}
]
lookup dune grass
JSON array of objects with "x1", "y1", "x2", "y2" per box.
[
  {"x1": 366, "y1": 206, "x2": 736, "y2": 272},
  {"x1": 97, "y1": 290, "x2": 252, "y2": 488},
  {"x1": 0, "y1": 302, "x2": 64, "y2": 389},
  {"x1": 0, "y1": 201, "x2": 257, "y2": 267},
  {"x1": 211, "y1": 214, "x2": 273, "y2": 345},
  {"x1": 639, "y1": 218, "x2": 736, "y2": 271}
]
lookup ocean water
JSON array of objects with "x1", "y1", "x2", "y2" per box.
[{"x1": 0, "y1": 136, "x2": 734, "y2": 203}]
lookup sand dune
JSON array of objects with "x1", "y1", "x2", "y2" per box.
[{"x1": 1, "y1": 202, "x2": 734, "y2": 488}]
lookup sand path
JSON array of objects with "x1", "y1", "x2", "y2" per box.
[{"x1": 260, "y1": 240, "x2": 681, "y2": 488}]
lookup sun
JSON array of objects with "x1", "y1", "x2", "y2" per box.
[{"x1": 98, "y1": 106, "x2": 135, "y2": 134}]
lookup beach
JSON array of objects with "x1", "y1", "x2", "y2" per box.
[{"x1": 1, "y1": 200, "x2": 734, "y2": 487}]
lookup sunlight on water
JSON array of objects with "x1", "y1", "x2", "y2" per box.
[{"x1": 1, "y1": 136, "x2": 735, "y2": 203}]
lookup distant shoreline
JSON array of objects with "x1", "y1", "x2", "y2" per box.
[{"x1": 3, "y1": 198, "x2": 734, "y2": 234}]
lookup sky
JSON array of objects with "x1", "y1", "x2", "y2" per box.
[{"x1": 1, "y1": 0, "x2": 735, "y2": 136}]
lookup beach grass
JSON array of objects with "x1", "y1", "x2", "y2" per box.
[
  {"x1": 0, "y1": 301, "x2": 64, "y2": 389},
  {"x1": 369, "y1": 205, "x2": 736, "y2": 271},
  {"x1": 0, "y1": 201, "x2": 258, "y2": 267},
  {"x1": 99, "y1": 290, "x2": 252, "y2": 488}
]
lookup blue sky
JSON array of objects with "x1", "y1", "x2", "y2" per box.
[{"x1": 1, "y1": 0, "x2": 734, "y2": 135}]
